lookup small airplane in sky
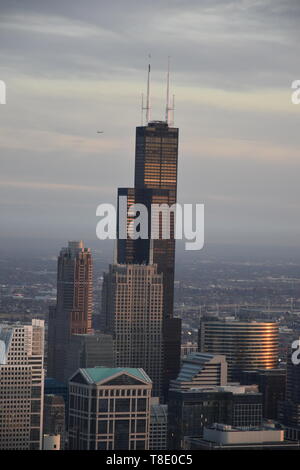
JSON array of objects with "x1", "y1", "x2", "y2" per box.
[{"x1": 97, "y1": 131, "x2": 104, "y2": 134}]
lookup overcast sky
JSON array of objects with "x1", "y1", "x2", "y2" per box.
[{"x1": 0, "y1": 0, "x2": 300, "y2": 248}]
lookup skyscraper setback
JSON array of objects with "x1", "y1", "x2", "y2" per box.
[
  {"x1": 48, "y1": 241, "x2": 93, "y2": 382},
  {"x1": 117, "y1": 121, "x2": 178, "y2": 319},
  {"x1": 110, "y1": 65, "x2": 181, "y2": 397}
]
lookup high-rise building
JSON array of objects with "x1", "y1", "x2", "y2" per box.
[
  {"x1": 102, "y1": 263, "x2": 164, "y2": 397},
  {"x1": 199, "y1": 319, "x2": 279, "y2": 381},
  {"x1": 43, "y1": 394, "x2": 65, "y2": 448},
  {"x1": 149, "y1": 398, "x2": 168, "y2": 450},
  {"x1": 241, "y1": 368, "x2": 286, "y2": 419},
  {"x1": 68, "y1": 367, "x2": 152, "y2": 450},
  {"x1": 101, "y1": 65, "x2": 181, "y2": 400},
  {"x1": 113, "y1": 106, "x2": 181, "y2": 399},
  {"x1": 0, "y1": 319, "x2": 45, "y2": 450},
  {"x1": 64, "y1": 332, "x2": 114, "y2": 382},
  {"x1": 278, "y1": 350, "x2": 300, "y2": 440},
  {"x1": 170, "y1": 352, "x2": 228, "y2": 391},
  {"x1": 48, "y1": 241, "x2": 93, "y2": 382},
  {"x1": 168, "y1": 384, "x2": 262, "y2": 449},
  {"x1": 117, "y1": 120, "x2": 178, "y2": 320}
]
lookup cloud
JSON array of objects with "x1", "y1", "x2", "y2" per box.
[{"x1": 0, "y1": 0, "x2": 299, "y2": 245}]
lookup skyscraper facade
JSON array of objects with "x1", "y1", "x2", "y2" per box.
[
  {"x1": 102, "y1": 263, "x2": 164, "y2": 397},
  {"x1": 168, "y1": 385, "x2": 262, "y2": 449},
  {"x1": 64, "y1": 332, "x2": 114, "y2": 382},
  {"x1": 48, "y1": 241, "x2": 93, "y2": 382},
  {"x1": 117, "y1": 121, "x2": 178, "y2": 319},
  {"x1": 114, "y1": 119, "x2": 181, "y2": 399},
  {"x1": 0, "y1": 319, "x2": 45, "y2": 450},
  {"x1": 278, "y1": 350, "x2": 300, "y2": 439},
  {"x1": 149, "y1": 398, "x2": 168, "y2": 450},
  {"x1": 241, "y1": 368, "x2": 286, "y2": 419},
  {"x1": 68, "y1": 367, "x2": 152, "y2": 450},
  {"x1": 199, "y1": 319, "x2": 279, "y2": 381},
  {"x1": 43, "y1": 394, "x2": 65, "y2": 448},
  {"x1": 170, "y1": 352, "x2": 228, "y2": 390}
]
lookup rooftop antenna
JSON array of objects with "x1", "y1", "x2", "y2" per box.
[
  {"x1": 141, "y1": 93, "x2": 144, "y2": 126},
  {"x1": 165, "y1": 56, "x2": 170, "y2": 124},
  {"x1": 171, "y1": 94, "x2": 175, "y2": 126},
  {"x1": 165, "y1": 56, "x2": 175, "y2": 126},
  {"x1": 142, "y1": 55, "x2": 151, "y2": 124}
]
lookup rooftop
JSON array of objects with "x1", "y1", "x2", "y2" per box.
[{"x1": 79, "y1": 367, "x2": 152, "y2": 384}]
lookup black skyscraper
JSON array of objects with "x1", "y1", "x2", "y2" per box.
[{"x1": 115, "y1": 120, "x2": 181, "y2": 400}]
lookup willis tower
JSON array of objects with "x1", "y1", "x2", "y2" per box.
[{"x1": 117, "y1": 61, "x2": 181, "y2": 399}]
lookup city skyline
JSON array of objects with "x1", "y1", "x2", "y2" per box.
[{"x1": 1, "y1": 0, "x2": 300, "y2": 455}]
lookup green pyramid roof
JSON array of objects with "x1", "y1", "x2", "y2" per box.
[{"x1": 79, "y1": 367, "x2": 152, "y2": 384}]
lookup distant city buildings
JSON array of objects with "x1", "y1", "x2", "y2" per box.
[
  {"x1": 68, "y1": 367, "x2": 152, "y2": 450},
  {"x1": 199, "y1": 319, "x2": 279, "y2": 381},
  {"x1": 181, "y1": 341, "x2": 198, "y2": 359},
  {"x1": 102, "y1": 263, "x2": 164, "y2": 397},
  {"x1": 0, "y1": 319, "x2": 45, "y2": 450},
  {"x1": 48, "y1": 241, "x2": 93, "y2": 382}
]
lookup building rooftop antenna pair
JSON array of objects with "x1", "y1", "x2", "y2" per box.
[{"x1": 141, "y1": 55, "x2": 175, "y2": 126}]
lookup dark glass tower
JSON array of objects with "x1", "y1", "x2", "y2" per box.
[
  {"x1": 116, "y1": 121, "x2": 181, "y2": 399},
  {"x1": 117, "y1": 121, "x2": 178, "y2": 317}
]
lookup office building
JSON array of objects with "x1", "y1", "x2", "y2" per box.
[
  {"x1": 64, "y1": 332, "x2": 114, "y2": 382},
  {"x1": 183, "y1": 423, "x2": 300, "y2": 450},
  {"x1": 102, "y1": 263, "x2": 163, "y2": 397},
  {"x1": 48, "y1": 241, "x2": 93, "y2": 382},
  {"x1": 168, "y1": 384, "x2": 262, "y2": 449},
  {"x1": 241, "y1": 368, "x2": 286, "y2": 419},
  {"x1": 68, "y1": 367, "x2": 152, "y2": 450},
  {"x1": 170, "y1": 352, "x2": 227, "y2": 391},
  {"x1": 181, "y1": 342, "x2": 198, "y2": 359},
  {"x1": 113, "y1": 72, "x2": 182, "y2": 398},
  {"x1": 117, "y1": 120, "x2": 179, "y2": 320},
  {"x1": 0, "y1": 319, "x2": 45, "y2": 450},
  {"x1": 199, "y1": 319, "x2": 279, "y2": 381},
  {"x1": 149, "y1": 398, "x2": 168, "y2": 450},
  {"x1": 278, "y1": 350, "x2": 300, "y2": 440}
]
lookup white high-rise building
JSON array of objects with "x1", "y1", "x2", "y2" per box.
[{"x1": 0, "y1": 319, "x2": 45, "y2": 450}]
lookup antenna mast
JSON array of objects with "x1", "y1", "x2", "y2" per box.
[
  {"x1": 141, "y1": 93, "x2": 144, "y2": 126},
  {"x1": 165, "y1": 56, "x2": 174, "y2": 126},
  {"x1": 143, "y1": 56, "x2": 151, "y2": 124}
]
